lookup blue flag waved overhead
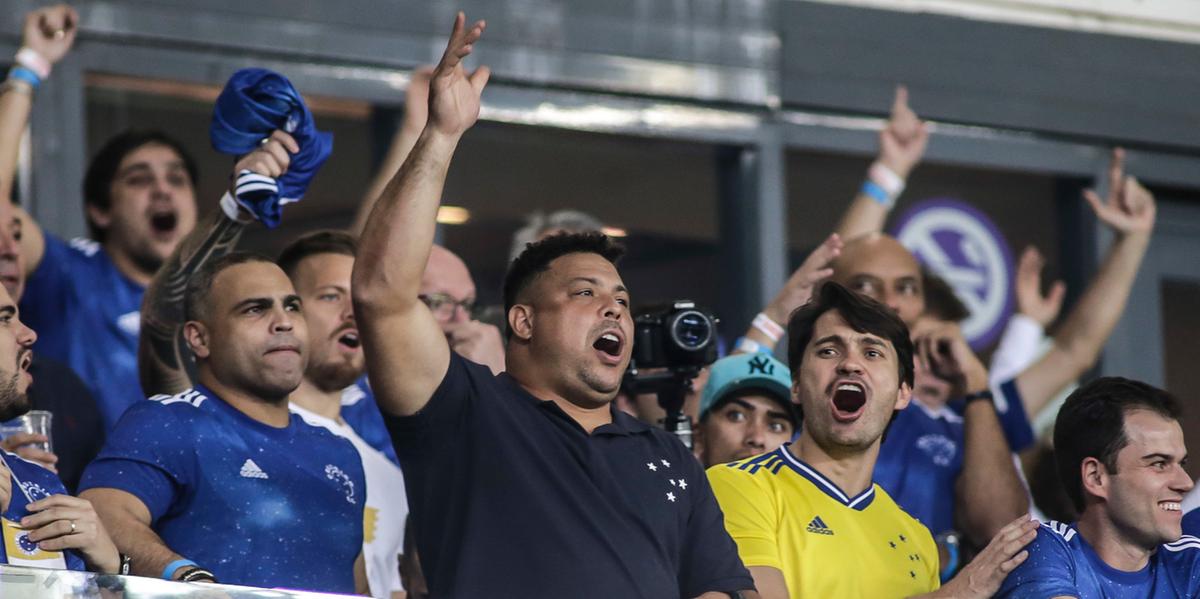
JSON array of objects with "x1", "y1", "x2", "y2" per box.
[{"x1": 210, "y1": 68, "x2": 332, "y2": 227}]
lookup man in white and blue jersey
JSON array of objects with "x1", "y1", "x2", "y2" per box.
[
  {"x1": 997, "y1": 377, "x2": 1200, "y2": 598},
  {"x1": 79, "y1": 252, "x2": 366, "y2": 593}
]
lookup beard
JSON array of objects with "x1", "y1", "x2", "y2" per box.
[
  {"x1": 306, "y1": 348, "x2": 363, "y2": 394},
  {"x1": 0, "y1": 371, "x2": 30, "y2": 422}
]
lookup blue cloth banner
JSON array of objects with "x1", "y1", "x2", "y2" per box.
[{"x1": 210, "y1": 68, "x2": 333, "y2": 228}]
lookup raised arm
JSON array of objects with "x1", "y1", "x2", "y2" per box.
[
  {"x1": 735, "y1": 233, "x2": 841, "y2": 354},
  {"x1": 352, "y1": 13, "x2": 489, "y2": 417},
  {"x1": 1015, "y1": 149, "x2": 1155, "y2": 417},
  {"x1": 835, "y1": 86, "x2": 929, "y2": 240},
  {"x1": 0, "y1": 5, "x2": 78, "y2": 274},
  {"x1": 351, "y1": 67, "x2": 432, "y2": 236},
  {"x1": 138, "y1": 131, "x2": 298, "y2": 395},
  {"x1": 989, "y1": 246, "x2": 1064, "y2": 383},
  {"x1": 913, "y1": 321, "x2": 1028, "y2": 545}
]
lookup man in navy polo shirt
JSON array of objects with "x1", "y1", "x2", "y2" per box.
[
  {"x1": 354, "y1": 13, "x2": 756, "y2": 599},
  {"x1": 79, "y1": 252, "x2": 366, "y2": 593}
]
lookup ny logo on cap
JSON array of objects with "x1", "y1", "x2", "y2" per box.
[{"x1": 748, "y1": 356, "x2": 774, "y2": 376}]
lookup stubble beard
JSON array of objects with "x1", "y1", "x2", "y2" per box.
[{"x1": 0, "y1": 371, "x2": 29, "y2": 422}]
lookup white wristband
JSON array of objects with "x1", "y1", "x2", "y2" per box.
[
  {"x1": 869, "y1": 161, "x2": 906, "y2": 197},
  {"x1": 735, "y1": 337, "x2": 765, "y2": 355},
  {"x1": 751, "y1": 313, "x2": 785, "y2": 343},
  {"x1": 15, "y1": 48, "x2": 50, "y2": 80},
  {"x1": 219, "y1": 191, "x2": 253, "y2": 223}
]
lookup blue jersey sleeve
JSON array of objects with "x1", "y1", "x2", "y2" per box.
[
  {"x1": 78, "y1": 401, "x2": 194, "y2": 522},
  {"x1": 993, "y1": 378, "x2": 1036, "y2": 452},
  {"x1": 995, "y1": 525, "x2": 1079, "y2": 599}
]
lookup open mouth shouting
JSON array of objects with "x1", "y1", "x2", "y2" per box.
[
  {"x1": 148, "y1": 208, "x2": 179, "y2": 240},
  {"x1": 336, "y1": 329, "x2": 361, "y2": 351},
  {"x1": 17, "y1": 349, "x2": 32, "y2": 385},
  {"x1": 830, "y1": 380, "x2": 868, "y2": 423},
  {"x1": 592, "y1": 329, "x2": 625, "y2": 366}
]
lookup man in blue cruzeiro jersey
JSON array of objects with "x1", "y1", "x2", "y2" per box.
[
  {"x1": 997, "y1": 377, "x2": 1200, "y2": 598},
  {"x1": 0, "y1": 8, "x2": 200, "y2": 429},
  {"x1": 74, "y1": 135, "x2": 366, "y2": 593}
]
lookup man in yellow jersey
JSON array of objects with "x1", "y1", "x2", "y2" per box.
[{"x1": 709, "y1": 282, "x2": 1039, "y2": 599}]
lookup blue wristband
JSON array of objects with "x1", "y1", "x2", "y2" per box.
[
  {"x1": 7, "y1": 66, "x2": 40, "y2": 90},
  {"x1": 162, "y1": 559, "x2": 197, "y2": 580},
  {"x1": 939, "y1": 540, "x2": 959, "y2": 582},
  {"x1": 860, "y1": 180, "x2": 893, "y2": 207}
]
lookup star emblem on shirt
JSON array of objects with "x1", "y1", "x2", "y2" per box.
[
  {"x1": 647, "y1": 462, "x2": 657, "y2": 472},
  {"x1": 677, "y1": 479, "x2": 688, "y2": 490},
  {"x1": 667, "y1": 492, "x2": 676, "y2": 502},
  {"x1": 661, "y1": 459, "x2": 671, "y2": 467},
  {"x1": 670, "y1": 479, "x2": 677, "y2": 487}
]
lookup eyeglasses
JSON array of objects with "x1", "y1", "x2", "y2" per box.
[{"x1": 418, "y1": 293, "x2": 476, "y2": 319}]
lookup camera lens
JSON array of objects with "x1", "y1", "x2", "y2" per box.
[{"x1": 670, "y1": 310, "x2": 713, "y2": 351}]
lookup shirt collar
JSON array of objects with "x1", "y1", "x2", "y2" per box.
[
  {"x1": 776, "y1": 443, "x2": 876, "y2": 511},
  {"x1": 500, "y1": 374, "x2": 651, "y2": 436}
]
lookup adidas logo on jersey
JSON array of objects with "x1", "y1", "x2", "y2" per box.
[
  {"x1": 239, "y1": 459, "x2": 268, "y2": 479},
  {"x1": 806, "y1": 516, "x2": 834, "y2": 535}
]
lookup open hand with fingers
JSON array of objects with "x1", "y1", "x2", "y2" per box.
[
  {"x1": 1083, "y1": 148, "x2": 1156, "y2": 237},
  {"x1": 763, "y1": 233, "x2": 843, "y2": 325},
  {"x1": 935, "y1": 516, "x2": 1040, "y2": 599},
  {"x1": 879, "y1": 86, "x2": 929, "y2": 180},
  {"x1": 427, "y1": 12, "x2": 491, "y2": 139},
  {"x1": 1015, "y1": 246, "x2": 1065, "y2": 328},
  {"x1": 20, "y1": 494, "x2": 121, "y2": 573},
  {"x1": 22, "y1": 4, "x2": 78, "y2": 66}
]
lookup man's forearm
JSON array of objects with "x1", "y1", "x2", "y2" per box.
[
  {"x1": 82, "y1": 490, "x2": 184, "y2": 579},
  {"x1": 956, "y1": 400, "x2": 1028, "y2": 546},
  {"x1": 835, "y1": 194, "x2": 890, "y2": 241},
  {"x1": 353, "y1": 128, "x2": 458, "y2": 309},
  {"x1": 1053, "y1": 232, "x2": 1149, "y2": 373},
  {"x1": 139, "y1": 210, "x2": 247, "y2": 395},
  {"x1": 0, "y1": 85, "x2": 32, "y2": 201},
  {"x1": 1015, "y1": 231, "x2": 1150, "y2": 416}
]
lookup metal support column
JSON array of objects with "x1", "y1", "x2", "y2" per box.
[
  {"x1": 716, "y1": 125, "x2": 788, "y2": 341},
  {"x1": 28, "y1": 54, "x2": 87, "y2": 239}
]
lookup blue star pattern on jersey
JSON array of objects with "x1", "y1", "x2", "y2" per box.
[
  {"x1": 997, "y1": 521, "x2": 1200, "y2": 598},
  {"x1": 79, "y1": 385, "x2": 365, "y2": 593}
]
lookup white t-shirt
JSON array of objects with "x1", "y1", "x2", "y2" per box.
[{"x1": 290, "y1": 402, "x2": 408, "y2": 598}]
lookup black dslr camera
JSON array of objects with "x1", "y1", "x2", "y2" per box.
[
  {"x1": 624, "y1": 301, "x2": 719, "y2": 450},
  {"x1": 629, "y1": 301, "x2": 720, "y2": 370}
]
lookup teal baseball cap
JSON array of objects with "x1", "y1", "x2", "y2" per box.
[{"x1": 699, "y1": 352, "x2": 795, "y2": 423}]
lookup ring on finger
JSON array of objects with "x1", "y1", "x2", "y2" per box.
[
  {"x1": 259, "y1": 138, "x2": 271, "y2": 147},
  {"x1": 68, "y1": 520, "x2": 76, "y2": 534}
]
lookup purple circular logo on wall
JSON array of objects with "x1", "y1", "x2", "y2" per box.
[{"x1": 890, "y1": 198, "x2": 1015, "y2": 350}]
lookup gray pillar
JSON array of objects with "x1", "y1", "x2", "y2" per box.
[
  {"x1": 716, "y1": 126, "x2": 788, "y2": 340},
  {"x1": 28, "y1": 54, "x2": 87, "y2": 239}
]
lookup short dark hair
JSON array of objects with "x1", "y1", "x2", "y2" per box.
[
  {"x1": 184, "y1": 252, "x2": 276, "y2": 323},
  {"x1": 922, "y1": 269, "x2": 970, "y2": 323},
  {"x1": 502, "y1": 232, "x2": 625, "y2": 335},
  {"x1": 1054, "y1": 376, "x2": 1183, "y2": 512},
  {"x1": 83, "y1": 130, "x2": 198, "y2": 242},
  {"x1": 276, "y1": 230, "x2": 357, "y2": 278},
  {"x1": 786, "y1": 282, "x2": 914, "y2": 389}
]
